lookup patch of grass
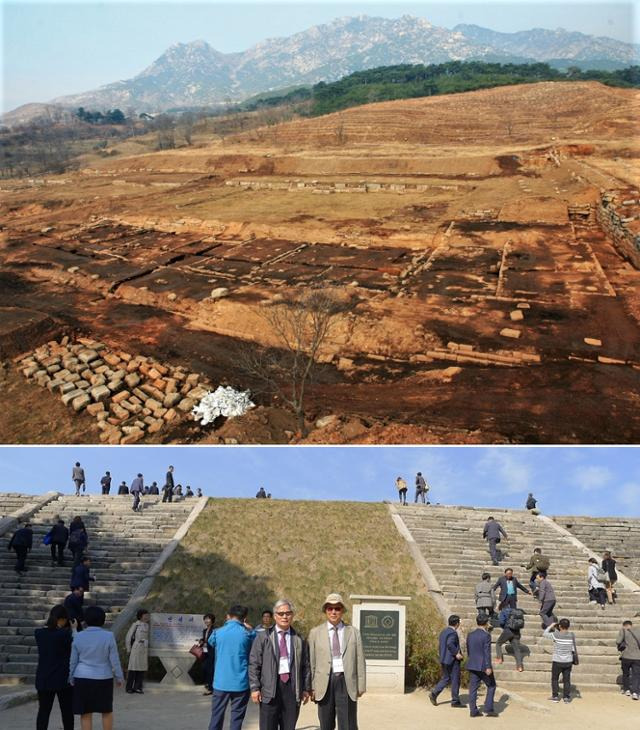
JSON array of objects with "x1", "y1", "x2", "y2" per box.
[{"x1": 145, "y1": 498, "x2": 443, "y2": 686}]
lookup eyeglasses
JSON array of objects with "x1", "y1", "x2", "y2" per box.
[
  {"x1": 275, "y1": 611, "x2": 293, "y2": 617},
  {"x1": 326, "y1": 606, "x2": 343, "y2": 612}
]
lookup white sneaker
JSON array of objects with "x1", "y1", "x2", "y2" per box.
[
  {"x1": 626, "y1": 690, "x2": 631, "y2": 696},
  {"x1": 632, "y1": 694, "x2": 639, "y2": 701}
]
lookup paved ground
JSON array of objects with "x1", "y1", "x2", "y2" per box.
[{"x1": 2, "y1": 684, "x2": 638, "y2": 729}]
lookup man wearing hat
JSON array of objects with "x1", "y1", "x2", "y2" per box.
[{"x1": 308, "y1": 593, "x2": 366, "y2": 730}]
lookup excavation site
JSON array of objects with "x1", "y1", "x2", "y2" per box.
[{"x1": 1, "y1": 81, "x2": 639, "y2": 444}]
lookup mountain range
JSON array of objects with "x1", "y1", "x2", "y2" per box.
[{"x1": 7, "y1": 15, "x2": 640, "y2": 120}]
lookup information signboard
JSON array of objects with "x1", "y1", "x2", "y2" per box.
[{"x1": 150, "y1": 613, "x2": 201, "y2": 654}]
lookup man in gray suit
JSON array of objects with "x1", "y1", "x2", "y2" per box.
[
  {"x1": 308, "y1": 593, "x2": 366, "y2": 730},
  {"x1": 72, "y1": 462, "x2": 85, "y2": 496},
  {"x1": 249, "y1": 599, "x2": 311, "y2": 730},
  {"x1": 483, "y1": 516, "x2": 507, "y2": 566}
]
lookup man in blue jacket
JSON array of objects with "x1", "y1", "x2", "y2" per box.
[
  {"x1": 466, "y1": 615, "x2": 498, "y2": 718},
  {"x1": 429, "y1": 615, "x2": 465, "y2": 708},
  {"x1": 208, "y1": 604, "x2": 256, "y2": 730}
]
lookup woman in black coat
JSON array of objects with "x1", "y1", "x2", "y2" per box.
[
  {"x1": 199, "y1": 613, "x2": 215, "y2": 695},
  {"x1": 602, "y1": 551, "x2": 618, "y2": 604},
  {"x1": 35, "y1": 604, "x2": 75, "y2": 730}
]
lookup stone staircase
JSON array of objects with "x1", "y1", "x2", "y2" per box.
[
  {"x1": 395, "y1": 504, "x2": 638, "y2": 690},
  {"x1": 0, "y1": 494, "x2": 32, "y2": 519},
  {"x1": 553, "y1": 515, "x2": 640, "y2": 585},
  {"x1": 0, "y1": 494, "x2": 195, "y2": 683}
]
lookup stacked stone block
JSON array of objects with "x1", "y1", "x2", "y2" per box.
[
  {"x1": 596, "y1": 189, "x2": 640, "y2": 269},
  {"x1": 15, "y1": 337, "x2": 212, "y2": 444}
]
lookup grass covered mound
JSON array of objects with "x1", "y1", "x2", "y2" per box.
[{"x1": 145, "y1": 498, "x2": 443, "y2": 686}]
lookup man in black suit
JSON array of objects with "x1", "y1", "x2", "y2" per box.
[
  {"x1": 8, "y1": 523, "x2": 33, "y2": 574},
  {"x1": 70, "y1": 556, "x2": 94, "y2": 592},
  {"x1": 249, "y1": 599, "x2": 311, "y2": 730},
  {"x1": 162, "y1": 465, "x2": 175, "y2": 503},
  {"x1": 64, "y1": 586, "x2": 85, "y2": 630},
  {"x1": 493, "y1": 568, "x2": 531, "y2": 610},
  {"x1": 50, "y1": 519, "x2": 69, "y2": 566},
  {"x1": 466, "y1": 615, "x2": 498, "y2": 718},
  {"x1": 100, "y1": 471, "x2": 112, "y2": 495},
  {"x1": 430, "y1": 615, "x2": 465, "y2": 708}
]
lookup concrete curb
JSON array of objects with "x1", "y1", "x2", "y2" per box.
[
  {"x1": 0, "y1": 491, "x2": 61, "y2": 538},
  {"x1": 387, "y1": 503, "x2": 451, "y2": 620},
  {"x1": 538, "y1": 515, "x2": 640, "y2": 595},
  {"x1": 110, "y1": 496, "x2": 209, "y2": 638},
  {"x1": 0, "y1": 688, "x2": 38, "y2": 711}
]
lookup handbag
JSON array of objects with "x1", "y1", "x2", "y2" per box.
[
  {"x1": 189, "y1": 643, "x2": 204, "y2": 661},
  {"x1": 42, "y1": 531, "x2": 53, "y2": 546}
]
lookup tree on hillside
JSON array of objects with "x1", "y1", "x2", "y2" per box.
[
  {"x1": 238, "y1": 287, "x2": 352, "y2": 435},
  {"x1": 154, "y1": 114, "x2": 175, "y2": 150}
]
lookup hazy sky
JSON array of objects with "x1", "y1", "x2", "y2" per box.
[
  {"x1": 2, "y1": 1, "x2": 637, "y2": 111},
  {"x1": 0, "y1": 446, "x2": 637, "y2": 517}
]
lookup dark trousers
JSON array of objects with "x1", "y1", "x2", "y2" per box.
[
  {"x1": 488, "y1": 539, "x2": 499, "y2": 563},
  {"x1": 203, "y1": 651, "x2": 215, "y2": 691},
  {"x1": 102, "y1": 485, "x2": 110, "y2": 495},
  {"x1": 551, "y1": 661, "x2": 573, "y2": 698},
  {"x1": 126, "y1": 670, "x2": 144, "y2": 692},
  {"x1": 37, "y1": 687, "x2": 74, "y2": 730},
  {"x1": 621, "y1": 658, "x2": 640, "y2": 694},
  {"x1": 14, "y1": 546, "x2": 28, "y2": 572},
  {"x1": 495, "y1": 629, "x2": 523, "y2": 668},
  {"x1": 209, "y1": 689, "x2": 250, "y2": 730},
  {"x1": 317, "y1": 673, "x2": 358, "y2": 730},
  {"x1": 260, "y1": 678, "x2": 299, "y2": 730},
  {"x1": 398, "y1": 488, "x2": 407, "y2": 505},
  {"x1": 590, "y1": 587, "x2": 607, "y2": 606},
  {"x1": 51, "y1": 542, "x2": 65, "y2": 565},
  {"x1": 414, "y1": 489, "x2": 425, "y2": 504},
  {"x1": 540, "y1": 600, "x2": 556, "y2": 628},
  {"x1": 432, "y1": 661, "x2": 460, "y2": 702},
  {"x1": 132, "y1": 493, "x2": 141, "y2": 511},
  {"x1": 500, "y1": 595, "x2": 517, "y2": 610},
  {"x1": 468, "y1": 670, "x2": 496, "y2": 714},
  {"x1": 162, "y1": 489, "x2": 173, "y2": 503},
  {"x1": 70, "y1": 547, "x2": 83, "y2": 567}
]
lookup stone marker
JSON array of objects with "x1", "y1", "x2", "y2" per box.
[{"x1": 351, "y1": 595, "x2": 410, "y2": 694}]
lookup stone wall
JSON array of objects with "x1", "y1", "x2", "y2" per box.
[
  {"x1": 596, "y1": 189, "x2": 640, "y2": 269},
  {"x1": 224, "y1": 178, "x2": 460, "y2": 194}
]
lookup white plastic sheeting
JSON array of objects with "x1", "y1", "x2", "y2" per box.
[{"x1": 192, "y1": 386, "x2": 255, "y2": 425}]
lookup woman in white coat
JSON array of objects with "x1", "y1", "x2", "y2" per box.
[
  {"x1": 588, "y1": 558, "x2": 607, "y2": 610},
  {"x1": 125, "y1": 609, "x2": 150, "y2": 694}
]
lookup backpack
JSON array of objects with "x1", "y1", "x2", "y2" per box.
[
  {"x1": 68, "y1": 529, "x2": 85, "y2": 547},
  {"x1": 498, "y1": 608, "x2": 511, "y2": 628},
  {"x1": 595, "y1": 567, "x2": 608, "y2": 583},
  {"x1": 506, "y1": 609, "x2": 525, "y2": 631},
  {"x1": 537, "y1": 556, "x2": 550, "y2": 571}
]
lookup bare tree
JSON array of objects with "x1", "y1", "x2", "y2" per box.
[
  {"x1": 239, "y1": 288, "x2": 351, "y2": 435},
  {"x1": 154, "y1": 114, "x2": 175, "y2": 150},
  {"x1": 179, "y1": 112, "x2": 195, "y2": 145}
]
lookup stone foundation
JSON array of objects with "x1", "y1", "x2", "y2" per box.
[{"x1": 596, "y1": 189, "x2": 640, "y2": 269}]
